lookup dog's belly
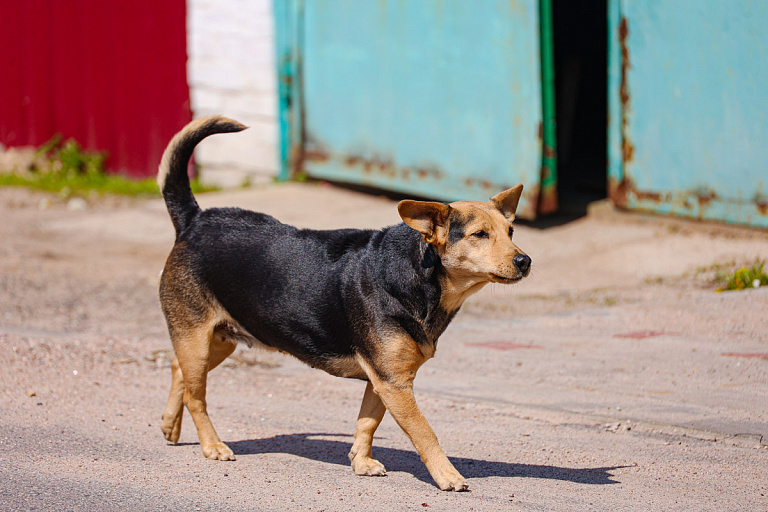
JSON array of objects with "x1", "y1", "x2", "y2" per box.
[
  {"x1": 214, "y1": 319, "x2": 367, "y2": 380},
  {"x1": 214, "y1": 321, "x2": 279, "y2": 352},
  {"x1": 317, "y1": 355, "x2": 367, "y2": 380}
]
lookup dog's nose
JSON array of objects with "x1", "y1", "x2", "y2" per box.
[{"x1": 513, "y1": 254, "x2": 531, "y2": 273}]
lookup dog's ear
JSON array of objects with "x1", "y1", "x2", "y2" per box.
[
  {"x1": 398, "y1": 200, "x2": 451, "y2": 246},
  {"x1": 491, "y1": 184, "x2": 524, "y2": 221}
]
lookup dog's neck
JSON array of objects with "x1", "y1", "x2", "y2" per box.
[
  {"x1": 415, "y1": 233, "x2": 488, "y2": 315},
  {"x1": 437, "y1": 272, "x2": 488, "y2": 313},
  {"x1": 410, "y1": 236, "x2": 488, "y2": 341}
]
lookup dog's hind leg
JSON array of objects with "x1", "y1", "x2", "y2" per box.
[
  {"x1": 160, "y1": 332, "x2": 236, "y2": 445},
  {"x1": 348, "y1": 381, "x2": 387, "y2": 476},
  {"x1": 173, "y1": 325, "x2": 237, "y2": 461},
  {"x1": 160, "y1": 357, "x2": 186, "y2": 443}
]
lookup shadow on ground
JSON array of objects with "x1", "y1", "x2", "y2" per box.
[{"x1": 220, "y1": 433, "x2": 625, "y2": 486}]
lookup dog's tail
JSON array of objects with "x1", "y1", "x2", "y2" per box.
[{"x1": 157, "y1": 116, "x2": 247, "y2": 234}]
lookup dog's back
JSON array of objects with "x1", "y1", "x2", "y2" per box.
[{"x1": 177, "y1": 208, "x2": 443, "y2": 368}]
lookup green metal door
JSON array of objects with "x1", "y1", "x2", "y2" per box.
[
  {"x1": 608, "y1": 0, "x2": 768, "y2": 228},
  {"x1": 275, "y1": 0, "x2": 555, "y2": 219}
]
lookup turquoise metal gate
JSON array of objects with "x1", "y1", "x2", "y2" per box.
[
  {"x1": 608, "y1": 0, "x2": 768, "y2": 228},
  {"x1": 275, "y1": 0, "x2": 554, "y2": 220}
]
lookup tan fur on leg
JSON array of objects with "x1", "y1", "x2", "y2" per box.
[
  {"x1": 160, "y1": 331, "x2": 236, "y2": 445},
  {"x1": 160, "y1": 357, "x2": 185, "y2": 443},
  {"x1": 370, "y1": 377, "x2": 467, "y2": 491},
  {"x1": 357, "y1": 336, "x2": 468, "y2": 491},
  {"x1": 174, "y1": 324, "x2": 236, "y2": 461},
  {"x1": 349, "y1": 381, "x2": 387, "y2": 476}
]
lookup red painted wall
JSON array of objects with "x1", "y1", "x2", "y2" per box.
[{"x1": 0, "y1": 1, "x2": 191, "y2": 177}]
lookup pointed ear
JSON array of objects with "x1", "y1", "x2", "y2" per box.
[
  {"x1": 397, "y1": 200, "x2": 451, "y2": 246},
  {"x1": 491, "y1": 184, "x2": 524, "y2": 221}
]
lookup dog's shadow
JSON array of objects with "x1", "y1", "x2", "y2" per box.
[{"x1": 220, "y1": 433, "x2": 626, "y2": 486}]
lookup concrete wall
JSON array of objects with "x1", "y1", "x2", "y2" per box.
[{"x1": 187, "y1": 0, "x2": 278, "y2": 187}]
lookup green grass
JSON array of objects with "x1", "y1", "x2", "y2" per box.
[
  {"x1": 0, "y1": 171, "x2": 215, "y2": 198},
  {"x1": 718, "y1": 260, "x2": 768, "y2": 292},
  {"x1": 0, "y1": 135, "x2": 217, "y2": 198}
]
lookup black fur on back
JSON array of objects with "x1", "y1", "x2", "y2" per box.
[{"x1": 178, "y1": 207, "x2": 455, "y2": 368}]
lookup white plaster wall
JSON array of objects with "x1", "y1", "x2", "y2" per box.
[{"x1": 187, "y1": 0, "x2": 278, "y2": 187}]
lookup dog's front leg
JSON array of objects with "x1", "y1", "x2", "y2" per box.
[
  {"x1": 349, "y1": 381, "x2": 387, "y2": 476},
  {"x1": 372, "y1": 374, "x2": 467, "y2": 491},
  {"x1": 357, "y1": 345, "x2": 468, "y2": 492}
]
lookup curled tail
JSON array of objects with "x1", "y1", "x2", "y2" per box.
[{"x1": 158, "y1": 116, "x2": 247, "y2": 234}]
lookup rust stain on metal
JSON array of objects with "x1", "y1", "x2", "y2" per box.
[
  {"x1": 289, "y1": 144, "x2": 304, "y2": 175},
  {"x1": 697, "y1": 192, "x2": 715, "y2": 206},
  {"x1": 543, "y1": 144, "x2": 556, "y2": 160},
  {"x1": 607, "y1": 172, "x2": 670, "y2": 211},
  {"x1": 618, "y1": 17, "x2": 634, "y2": 164},
  {"x1": 462, "y1": 177, "x2": 510, "y2": 194},
  {"x1": 380, "y1": 160, "x2": 397, "y2": 179},
  {"x1": 608, "y1": 175, "x2": 632, "y2": 208},
  {"x1": 538, "y1": 166, "x2": 558, "y2": 214},
  {"x1": 757, "y1": 200, "x2": 768, "y2": 215},
  {"x1": 621, "y1": 138, "x2": 634, "y2": 164},
  {"x1": 537, "y1": 121, "x2": 543, "y2": 140},
  {"x1": 344, "y1": 155, "x2": 362, "y2": 167},
  {"x1": 341, "y1": 154, "x2": 444, "y2": 183},
  {"x1": 517, "y1": 183, "x2": 538, "y2": 220},
  {"x1": 634, "y1": 189, "x2": 663, "y2": 203},
  {"x1": 303, "y1": 148, "x2": 330, "y2": 162},
  {"x1": 696, "y1": 191, "x2": 717, "y2": 218}
]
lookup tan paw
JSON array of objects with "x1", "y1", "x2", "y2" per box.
[
  {"x1": 434, "y1": 469, "x2": 468, "y2": 492},
  {"x1": 202, "y1": 442, "x2": 236, "y2": 461},
  {"x1": 160, "y1": 414, "x2": 182, "y2": 444},
  {"x1": 351, "y1": 455, "x2": 387, "y2": 476}
]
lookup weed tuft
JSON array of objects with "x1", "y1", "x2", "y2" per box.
[
  {"x1": 0, "y1": 135, "x2": 217, "y2": 197},
  {"x1": 717, "y1": 259, "x2": 768, "y2": 292}
]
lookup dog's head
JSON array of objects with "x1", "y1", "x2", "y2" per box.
[{"x1": 398, "y1": 185, "x2": 531, "y2": 287}]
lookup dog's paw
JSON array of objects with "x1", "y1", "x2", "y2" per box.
[
  {"x1": 203, "y1": 442, "x2": 236, "y2": 461},
  {"x1": 434, "y1": 470, "x2": 469, "y2": 492},
  {"x1": 351, "y1": 455, "x2": 387, "y2": 476},
  {"x1": 160, "y1": 414, "x2": 182, "y2": 444}
]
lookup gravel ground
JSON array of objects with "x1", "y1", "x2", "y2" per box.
[{"x1": 1, "y1": 185, "x2": 767, "y2": 511}]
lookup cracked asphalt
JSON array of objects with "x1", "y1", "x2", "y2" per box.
[{"x1": 1, "y1": 184, "x2": 767, "y2": 511}]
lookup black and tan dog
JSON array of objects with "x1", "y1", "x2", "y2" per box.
[{"x1": 157, "y1": 116, "x2": 531, "y2": 491}]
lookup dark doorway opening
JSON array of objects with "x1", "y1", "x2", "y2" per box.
[{"x1": 552, "y1": 0, "x2": 608, "y2": 215}]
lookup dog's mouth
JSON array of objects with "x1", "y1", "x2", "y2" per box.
[{"x1": 490, "y1": 274, "x2": 523, "y2": 284}]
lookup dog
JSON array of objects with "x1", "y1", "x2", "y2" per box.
[{"x1": 157, "y1": 116, "x2": 531, "y2": 491}]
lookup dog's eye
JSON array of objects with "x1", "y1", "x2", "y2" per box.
[
  {"x1": 508, "y1": 226, "x2": 514, "y2": 238},
  {"x1": 472, "y1": 230, "x2": 488, "y2": 239}
]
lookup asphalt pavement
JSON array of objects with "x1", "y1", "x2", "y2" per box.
[{"x1": 1, "y1": 183, "x2": 767, "y2": 511}]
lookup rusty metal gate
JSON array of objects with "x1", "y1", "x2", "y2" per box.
[
  {"x1": 275, "y1": 0, "x2": 556, "y2": 220},
  {"x1": 608, "y1": 0, "x2": 768, "y2": 228}
]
